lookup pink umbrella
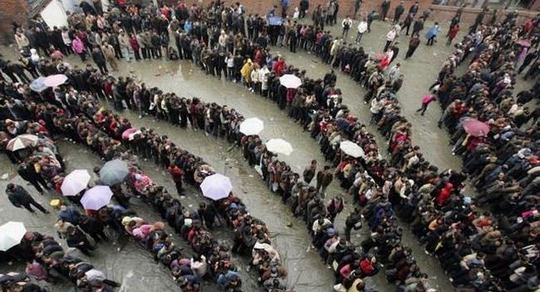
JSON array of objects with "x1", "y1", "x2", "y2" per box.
[
  {"x1": 121, "y1": 128, "x2": 141, "y2": 140},
  {"x1": 463, "y1": 118, "x2": 490, "y2": 137},
  {"x1": 516, "y1": 39, "x2": 531, "y2": 47},
  {"x1": 43, "y1": 74, "x2": 68, "y2": 87}
]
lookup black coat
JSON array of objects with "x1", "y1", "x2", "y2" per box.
[
  {"x1": 17, "y1": 163, "x2": 42, "y2": 183},
  {"x1": 7, "y1": 185, "x2": 35, "y2": 207},
  {"x1": 92, "y1": 50, "x2": 106, "y2": 65},
  {"x1": 79, "y1": 216, "x2": 104, "y2": 234}
]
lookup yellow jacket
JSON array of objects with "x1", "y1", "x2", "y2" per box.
[{"x1": 240, "y1": 61, "x2": 253, "y2": 81}]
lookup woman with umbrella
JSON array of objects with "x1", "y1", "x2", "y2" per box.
[{"x1": 452, "y1": 119, "x2": 489, "y2": 156}]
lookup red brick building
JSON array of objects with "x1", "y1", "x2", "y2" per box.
[
  {"x1": 201, "y1": 0, "x2": 538, "y2": 23},
  {"x1": 0, "y1": 0, "x2": 30, "y2": 43},
  {"x1": 1, "y1": 0, "x2": 538, "y2": 44}
]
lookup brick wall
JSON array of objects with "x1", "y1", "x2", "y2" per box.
[
  {"x1": 0, "y1": 0, "x2": 29, "y2": 44},
  {"x1": 201, "y1": 0, "x2": 538, "y2": 24}
]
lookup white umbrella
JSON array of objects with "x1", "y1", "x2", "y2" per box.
[
  {"x1": 61, "y1": 169, "x2": 91, "y2": 196},
  {"x1": 279, "y1": 74, "x2": 302, "y2": 89},
  {"x1": 265, "y1": 138, "x2": 293, "y2": 156},
  {"x1": 0, "y1": 222, "x2": 26, "y2": 251},
  {"x1": 339, "y1": 141, "x2": 365, "y2": 158},
  {"x1": 6, "y1": 134, "x2": 39, "y2": 151},
  {"x1": 239, "y1": 118, "x2": 264, "y2": 135},
  {"x1": 43, "y1": 74, "x2": 68, "y2": 87},
  {"x1": 200, "y1": 173, "x2": 233, "y2": 200},
  {"x1": 81, "y1": 185, "x2": 113, "y2": 210}
]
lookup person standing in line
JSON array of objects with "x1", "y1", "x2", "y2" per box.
[
  {"x1": 72, "y1": 36, "x2": 86, "y2": 61},
  {"x1": 326, "y1": 196, "x2": 344, "y2": 222},
  {"x1": 101, "y1": 42, "x2": 118, "y2": 71},
  {"x1": 405, "y1": 33, "x2": 421, "y2": 59},
  {"x1": 168, "y1": 163, "x2": 184, "y2": 196},
  {"x1": 356, "y1": 18, "x2": 368, "y2": 43},
  {"x1": 303, "y1": 160, "x2": 318, "y2": 184},
  {"x1": 6, "y1": 183, "x2": 49, "y2": 214},
  {"x1": 341, "y1": 16, "x2": 353, "y2": 38},
  {"x1": 316, "y1": 165, "x2": 334, "y2": 197},
  {"x1": 65, "y1": 225, "x2": 94, "y2": 256},
  {"x1": 344, "y1": 207, "x2": 363, "y2": 241},
  {"x1": 447, "y1": 23, "x2": 460, "y2": 46},
  {"x1": 416, "y1": 94, "x2": 436, "y2": 115},
  {"x1": 17, "y1": 162, "x2": 50, "y2": 194},
  {"x1": 91, "y1": 47, "x2": 108, "y2": 74}
]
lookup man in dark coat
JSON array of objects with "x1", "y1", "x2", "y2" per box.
[
  {"x1": 411, "y1": 18, "x2": 424, "y2": 36},
  {"x1": 91, "y1": 47, "x2": 108, "y2": 74},
  {"x1": 380, "y1": 0, "x2": 391, "y2": 21},
  {"x1": 65, "y1": 225, "x2": 94, "y2": 256},
  {"x1": 394, "y1": 1, "x2": 405, "y2": 23},
  {"x1": 79, "y1": 215, "x2": 108, "y2": 243},
  {"x1": 17, "y1": 162, "x2": 50, "y2": 193},
  {"x1": 6, "y1": 183, "x2": 49, "y2": 214},
  {"x1": 405, "y1": 34, "x2": 420, "y2": 59}
]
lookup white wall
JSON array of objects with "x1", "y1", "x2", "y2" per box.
[
  {"x1": 60, "y1": 0, "x2": 79, "y2": 13},
  {"x1": 40, "y1": 0, "x2": 69, "y2": 28}
]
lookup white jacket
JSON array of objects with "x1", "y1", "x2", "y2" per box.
[{"x1": 357, "y1": 21, "x2": 368, "y2": 33}]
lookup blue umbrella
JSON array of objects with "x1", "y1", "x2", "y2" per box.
[
  {"x1": 99, "y1": 159, "x2": 129, "y2": 186},
  {"x1": 30, "y1": 77, "x2": 48, "y2": 92},
  {"x1": 268, "y1": 16, "x2": 283, "y2": 26}
]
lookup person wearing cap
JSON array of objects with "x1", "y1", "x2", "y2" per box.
[{"x1": 5, "y1": 183, "x2": 49, "y2": 214}]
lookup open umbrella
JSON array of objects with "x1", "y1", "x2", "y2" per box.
[
  {"x1": 279, "y1": 74, "x2": 302, "y2": 89},
  {"x1": 339, "y1": 141, "x2": 365, "y2": 158},
  {"x1": 0, "y1": 222, "x2": 26, "y2": 251},
  {"x1": 239, "y1": 118, "x2": 264, "y2": 135},
  {"x1": 30, "y1": 77, "x2": 48, "y2": 92},
  {"x1": 200, "y1": 173, "x2": 233, "y2": 200},
  {"x1": 463, "y1": 118, "x2": 490, "y2": 137},
  {"x1": 265, "y1": 138, "x2": 293, "y2": 156},
  {"x1": 268, "y1": 16, "x2": 283, "y2": 26},
  {"x1": 516, "y1": 39, "x2": 531, "y2": 47},
  {"x1": 121, "y1": 128, "x2": 141, "y2": 141},
  {"x1": 81, "y1": 185, "x2": 113, "y2": 210},
  {"x1": 6, "y1": 134, "x2": 38, "y2": 151},
  {"x1": 43, "y1": 74, "x2": 68, "y2": 87},
  {"x1": 61, "y1": 169, "x2": 91, "y2": 196},
  {"x1": 99, "y1": 159, "x2": 129, "y2": 185}
]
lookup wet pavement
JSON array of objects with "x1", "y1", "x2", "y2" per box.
[{"x1": 1, "y1": 18, "x2": 535, "y2": 292}]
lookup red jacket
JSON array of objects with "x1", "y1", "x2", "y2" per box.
[
  {"x1": 436, "y1": 182, "x2": 454, "y2": 206},
  {"x1": 168, "y1": 165, "x2": 183, "y2": 182},
  {"x1": 359, "y1": 258, "x2": 375, "y2": 275}
]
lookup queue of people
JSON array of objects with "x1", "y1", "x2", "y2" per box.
[
  {"x1": 1, "y1": 0, "x2": 539, "y2": 291},
  {"x1": 0, "y1": 55, "x2": 288, "y2": 290},
  {"x1": 1, "y1": 229, "x2": 118, "y2": 291}
]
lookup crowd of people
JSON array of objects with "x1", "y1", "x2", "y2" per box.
[
  {"x1": 1, "y1": 0, "x2": 540, "y2": 291},
  {"x1": 1, "y1": 229, "x2": 118, "y2": 291},
  {"x1": 0, "y1": 55, "x2": 289, "y2": 291}
]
